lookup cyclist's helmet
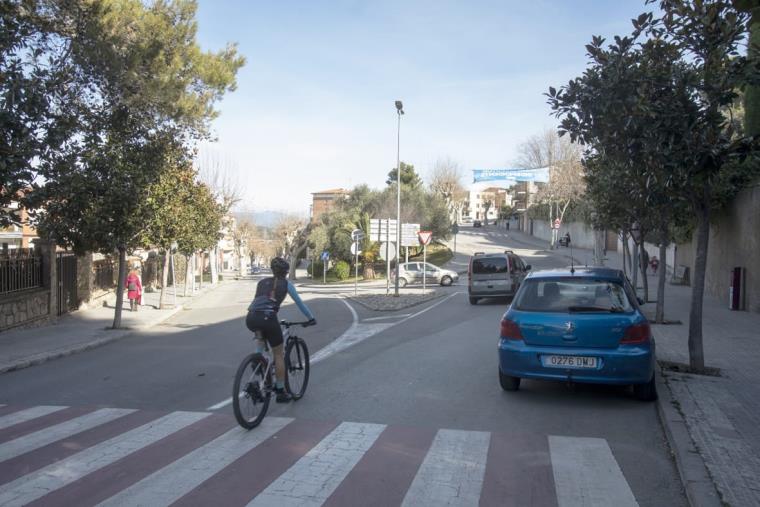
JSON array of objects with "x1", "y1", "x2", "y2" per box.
[{"x1": 270, "y1": 257, "x2": 289, "y2": 278}]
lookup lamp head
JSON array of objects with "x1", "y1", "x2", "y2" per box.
[{"x1": 395, "y1": 100, "x2": 404, "y2": 114}]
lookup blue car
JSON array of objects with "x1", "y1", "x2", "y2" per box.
[{"x1": 498, "y1": 267, "x2": 657, "y2": 401}]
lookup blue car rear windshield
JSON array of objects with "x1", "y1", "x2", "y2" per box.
[{"x1": 513, "y1": 278, "x2": 634, "y2": 313}]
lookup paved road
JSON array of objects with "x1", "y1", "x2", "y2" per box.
[{"x1": 0, "y1": 225, "x2": 687, "y2": 506}]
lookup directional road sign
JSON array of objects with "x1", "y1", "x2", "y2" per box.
[
  {"x1": 369, "y1": 219, "x2": 398, "y2": 242},
  {"x1": 321, "y1": 251, "x2": 330, "y2": 261},
  {"x1": 401, "y1": 223, "x2": 420, "y2": 247},
  {"x1": 351, "y1": 229, "x2": 364, "y2": 242}
]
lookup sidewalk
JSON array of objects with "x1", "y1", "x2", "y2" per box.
[
  {"x1": 508, "y1": 227, "x2": 760, "y2": 507},
  {"x1": 0, "y1": 281, "x2": 225, "y2": 375}
]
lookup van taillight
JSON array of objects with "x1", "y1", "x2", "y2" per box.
[
  {"x1": 620, "y1": 322, "x2": 651, "y2": 344},
  {"x1": 500, "y1": 318, "x2": 523, "y2": 340}
]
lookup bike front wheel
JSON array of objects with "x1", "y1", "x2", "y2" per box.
[
  {"x1": 232, "y1": 353, "x2": 270, "y2": 429},
  {"x1": 285, "y1": 337, "x2": 310, "y2": 400}
]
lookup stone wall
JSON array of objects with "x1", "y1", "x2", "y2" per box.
[
  {"x1": 0, "y1": 289, "x2": 51, "y2": 331},
  {"x1": 676, "y1": 183, "x2": 760, "y2": 313}
]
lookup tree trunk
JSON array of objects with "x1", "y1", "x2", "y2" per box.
[
  {"x1": 112, "y1": 247, "x2": 127, "y2": 329},
  {"x1": 632, "y1": 240, "x2": 639, "y2": 292},
  {"x1": 184, "y1": 255, "x2": 191, "y2": 297},
  {"x1": 621, "y1": 232, "x2": 627, "y2": 276},
  {"x1": 688, "y1": 202, "x2": 710, "y2": 371},
  {"x1": 655, "y1": 241, "x2": 667, "y2": 323},
  {"x1": 198, "y1": 251, "x2": 204, "y2": 289},
  {"x1": 640, "y1": 242, "x2": 649, "y2": 303},
  {"x1": 622, "y1": 231, "x2": 632, "y2": 274},
  {"x1": 159, "y1": 250, "x2": 170, "y2": 309},
  {"x1": 210, "y1": 245, "x2": 218, "y2": 285}
]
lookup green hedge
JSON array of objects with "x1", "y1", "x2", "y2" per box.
[{"x1": 330, "y1": 260, "x2": 351, "y2": 280}]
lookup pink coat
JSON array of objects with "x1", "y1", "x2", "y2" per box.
[{"x1": 126, "y1": 273, "x2": 142, "y2": 300}]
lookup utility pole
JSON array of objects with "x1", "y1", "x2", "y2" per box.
[{"x1": 394, "y1": 100, "x2": 404, "y2": 297}]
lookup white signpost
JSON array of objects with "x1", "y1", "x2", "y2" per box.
[
  {"x1": 351, "y1": 229, "x2": 364, "y2": 295},
  {"x1": 371, "y1": 218, "x2": 399, "y2": 294},
  {"x1": 418, "y1": 231, "x2": 433, "y2": 291}
]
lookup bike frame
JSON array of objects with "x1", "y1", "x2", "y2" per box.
[{"x1": 249, "y1": 321, "x2": 305, "y2": 391}]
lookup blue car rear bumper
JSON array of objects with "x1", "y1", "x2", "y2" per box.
[{"x1": 498, "y1": 338, "x2": 655, "y2": 385}]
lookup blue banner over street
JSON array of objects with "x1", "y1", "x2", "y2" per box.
[{"x1": 472, "y1": 167, "x2": 550, "y2": 183}]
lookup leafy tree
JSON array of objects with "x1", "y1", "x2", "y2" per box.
[
  {"x1": 32, "y1": 0, "x2": 244, "y2": 328},
  {"x1": 274, "y1": 216, "x2": 312, "y2": 279},
  {"x1": 482, "y1": 199, "x2": 493, "y2": 225},
  {"x1": 549, "y1": 1, "x2": 760, "y2": 369},
  {"x1": 0, "y1": 0, "x2": 86, "y2": 226},
  {"x1": 386, "y1": 162, "x2": 422, "y2": 188},
  {"x1": 141, "y1": 159, "x2": 200, "y2": 308}
]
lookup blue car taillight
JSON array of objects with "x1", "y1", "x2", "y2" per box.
[
  {"x1": 620, "y1": 322, "x2": 651, "y2": 345},
  {"x1": 500, "y1": 318, "x2": 523, "y2": 340}
]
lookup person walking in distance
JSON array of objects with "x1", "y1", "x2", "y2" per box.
[{"x1": 126, "y1": 264, "x2": 143, "y2": 312}]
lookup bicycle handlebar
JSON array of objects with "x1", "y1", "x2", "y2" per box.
[{"x1": 280, "y1": 320, "x2": 316, "y2": 328}]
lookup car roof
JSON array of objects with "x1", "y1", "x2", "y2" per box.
[{"x1": 525, "y1": 266, "x2": 625, "y2": 281}]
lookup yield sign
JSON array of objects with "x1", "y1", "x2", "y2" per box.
[{"x1": 418, "y1": 230, "x2": 433, "y2": 246}]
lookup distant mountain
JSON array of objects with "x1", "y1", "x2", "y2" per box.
[{"x1": 233, "y1": 210, "x2": 290, "y2": 228}]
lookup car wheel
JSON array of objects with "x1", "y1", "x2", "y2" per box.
[
  {"x1": 398, "y1": 278, "x2": 408, "y2": 288},
  {"x1": 633, "y1": 374, "x2": 658, "y2": 402},
  {"x1": 499, "y1": 369, "x2": 520, "y2": 391},
  {"x1": 469, "y1": 296, "x2": 479, "y2": 305},
  {"x1": 441, "y1": 275, "x2": 453, "y2": 286}
]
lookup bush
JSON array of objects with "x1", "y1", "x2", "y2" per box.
[
  {"x1": 330, "y1": 260, "x2": 351, "y2": 280},
  {"x1": 308, "y1": 260, "x2": 325, "y2": 277}
]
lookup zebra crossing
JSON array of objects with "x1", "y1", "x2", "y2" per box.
[{"x1": 0, "y1": 405, "x2": 641, "y2": 506}]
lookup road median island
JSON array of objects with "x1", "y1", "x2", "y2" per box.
[{"x1": 347, "y1": 289, "x2": 444, "y2": 311}]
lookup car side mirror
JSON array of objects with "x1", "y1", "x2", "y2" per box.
[
  {"x1": 637, "y1": 297, "x2": 645, "y2": 305},
  {"x1": 525, "y1": 265, "x2": 532, "y2": 271}
]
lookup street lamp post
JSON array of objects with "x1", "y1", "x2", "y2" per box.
[{"x1": 394, "y1": 100, "x2": 404, "y2": 297}]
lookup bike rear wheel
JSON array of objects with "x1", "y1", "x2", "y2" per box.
[
  {"x1": 232, "y1": 353, "x2": 270, "y2": 429},
  {"x1": 285, "y1": 337, "x2": 310, "y2": 400}
]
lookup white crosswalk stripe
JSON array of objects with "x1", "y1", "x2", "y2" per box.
[
  {"x1": 549, "y1": 435, "x2": 639, "y2": 507},
  {"x1": 0, "y1": 411, "x2": 208, "y2": 507},
  {"x1": 402, "y1": 428, "x2": 491, "y2": 507},
  {"x1": 0, "y1": 406, "x2": 67, "y2": 430},
  {"x1": 0, "y1": 408, "x2": 135, "y2": 462},
  {"x1": 247, "y1": 421, "x2": 386, "y2": 507},
  {"x1": 97, "y1": 417, "x2": 293, "y2": 507},
  {"x1": 0, "y1": 406, "x2": 649, "y2": 506}
]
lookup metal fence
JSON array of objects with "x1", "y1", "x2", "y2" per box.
[
  {"x1": 0, "y1": 256, "x2": 43, "y2": 294},
  {"x1": 93, "y1": 259, "x2": 116, "y2": 291}
]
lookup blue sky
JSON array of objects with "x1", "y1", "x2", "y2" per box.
[{"x1": 195, "y1": 0, "x2": 649, "y2": 214}]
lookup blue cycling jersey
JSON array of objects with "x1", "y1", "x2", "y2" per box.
[{"x1": 248, "y1": 277, "x2": 314, "y2": 320}]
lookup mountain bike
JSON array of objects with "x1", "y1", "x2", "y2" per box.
[{"x1": 233, "y1": 320, "x2": 313, "y2": 429}]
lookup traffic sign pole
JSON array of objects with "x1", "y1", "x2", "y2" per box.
[{"x1": 423, "y1": 243, "x2": 427, "y2": 292}]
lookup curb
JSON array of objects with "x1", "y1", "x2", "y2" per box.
[
  {"x1": 0, "y1": 304, "x2": 185, "y2": 375},
  {"x1": 346, "y1": 291, "x2": 446, "y2": 312},
  {"x1": 655, "y1": 370, "x2": 722, "y2": 507}
]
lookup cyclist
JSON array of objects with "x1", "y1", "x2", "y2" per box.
[{"x1": 246, "y1": 257, "x2": 316, "y2": 403}]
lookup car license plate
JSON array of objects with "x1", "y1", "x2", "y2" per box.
[{"x1": 542, "y1": 355, "x2": 597, "y2": 369}]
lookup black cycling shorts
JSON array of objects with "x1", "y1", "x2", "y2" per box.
[{"x1": 245, "y1": 311, "x2": 283, "y2": 348}]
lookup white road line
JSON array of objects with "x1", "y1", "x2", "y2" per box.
[
  {"x1": 0, "y1": 411, "x2": 209, "y2": 507},
  {"x1": 97, "y1": 417, "x2": 293, "y2": 507},
  {"x1": 207, "y1": 297, "x2": 362, "y2": 411},
  {"x1": 397, "y1": 291, "x2": 464, "y2": 325},
  {"x1": 0, "y1": 406, "x2": 67, "y2": 430},
  {"x1": 549, "y1": 435, "x2": 638, "y2": 507},
  {"x1": 0, "y1": 408, "x2": 135, "y2": 462},
  {"x1": 247, "y1": 421, "x2": 386, "y2": 507},
  {"x1": 402, "y1": 428, "x2": 490, "y2": 507},
  {"x1": 361, "y1": 314, "x2": 412, "y2": 321},
  {"x1": 207, "y1": 292, "x2": 460, "y2": 411}
]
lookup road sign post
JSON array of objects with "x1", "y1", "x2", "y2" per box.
[
  {"x1": 418, "y1": 231, "x2": 433, "y2": 292},
  {"x1": 321, "y1": 251, "x2": 329, "y2": 284}
]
